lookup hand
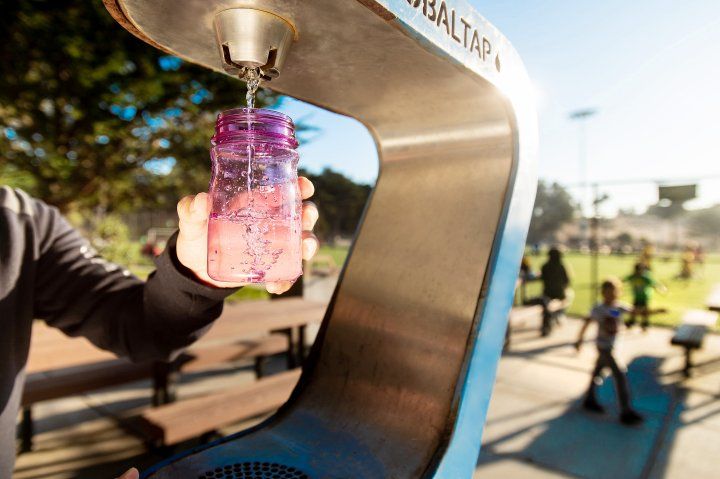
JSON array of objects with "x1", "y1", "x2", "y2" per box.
[
  {"x1": 175, "y1": 176, "x2": 320, "y2": 294},
  {"x1": 116, "y1": 468, "x2": 139, "y2": 479}
]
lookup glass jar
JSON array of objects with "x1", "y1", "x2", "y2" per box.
[{"x1": 207, "y1": 108, "x2": 302, "y2": 283}]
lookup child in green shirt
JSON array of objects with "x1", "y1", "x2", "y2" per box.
[{"x1": 624, "y1": 263, "x2": 665, "y2": 331}]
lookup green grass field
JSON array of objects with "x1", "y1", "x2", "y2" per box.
[
  {"x1": 316, "y1": 245, "x2": 350, "y2": 266},
  {"x1": 317, "y1": 246, "x2": 720, "y2": 328},
  {"x1": 130, "y1": 247, "x2": 720, "y2": 328},
  {"x1": 523, "y1": 252, "x2": 720, "y2": 328}
]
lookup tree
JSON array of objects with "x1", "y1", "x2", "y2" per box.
[
  {"x1": 615, "y1": 232, "x2": 633, "y2": 246},
  {"x1": 299, "y1": 168, "x2": 372, "y2": 241},
  {"x1": 687, "y1": 205, "x2": 720, "y2": 236},
  {"x1": 527, "y1": 181, "x2": 576, "y2": 244},
  {"x1": 645, "y1": 202, "x2": 686, "y2": 219},
  {"x1": 0, "y1": 0, "x2": 277, "y2": 212}
]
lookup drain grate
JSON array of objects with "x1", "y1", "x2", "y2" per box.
[{"x1": 198, "y1": 461, "x2": 309, "y2": 479}]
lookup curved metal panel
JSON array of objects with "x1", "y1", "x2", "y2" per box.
[{"x1": 103, "y1": 0, "x2": 537, "y2": 477}]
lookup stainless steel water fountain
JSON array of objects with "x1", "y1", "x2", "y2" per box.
[{"x1": 103, "y1": 1, "x2": 537, "y2": 477}]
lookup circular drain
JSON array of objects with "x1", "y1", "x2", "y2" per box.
[{"x1": 198, "y1": 461, "x2": 309, "y2": 479}]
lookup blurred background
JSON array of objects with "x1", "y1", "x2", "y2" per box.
[{"x1": 3, "y1": 1, "x2": 720, "y2": 478}]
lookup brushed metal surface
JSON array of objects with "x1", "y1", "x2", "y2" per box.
[
  {"x1": 104, "y1": 0, "x2": 537, "y2": 477},
  {"x1": 214, "y1": 8, "x2": 295, "y2": 78}
]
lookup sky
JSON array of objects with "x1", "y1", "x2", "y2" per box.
[{"x1": 274, "y1": 0, "x2": 720, "y2": 216}]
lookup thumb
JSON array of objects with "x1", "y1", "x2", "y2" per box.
[
  {"x1": 117, "y1": 467, "x2": 139, "y2": 479},
  {"x1": 178, "y1": 193, "x2": 209, "y2": 241}
]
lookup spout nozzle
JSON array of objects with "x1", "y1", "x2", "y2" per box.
[{"x1": 214, "y1": 8, "x2": 295, "y2": 81}]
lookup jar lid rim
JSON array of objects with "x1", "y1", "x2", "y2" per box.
[
  {"x1": 213, "y1": 108, "x2": 297, "y2": 148},
  {"x1": 217, "y1": 107, "x2": 293, "y2": 125}
]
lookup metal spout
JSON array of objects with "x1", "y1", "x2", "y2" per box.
[{"x1": 214, "y1": 8, "x2": 295, "y2": 81}]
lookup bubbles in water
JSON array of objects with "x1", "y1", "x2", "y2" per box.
[{"x1": 207, "y1": 183, "x2": 302, "y2": 284}]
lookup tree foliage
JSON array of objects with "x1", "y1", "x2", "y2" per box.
[
  {"x1": 527, "y1": 180, "x2": 576, "y2": 244},
  {"x1": 687, "y1": 205, "x2": 720, "y2": 236},
  {"x1": 645, "y1": 202, "x2": 686, "y2": 219},
  {"x1": 299, "y1": 168, "x2": 372, "y2": 241},
  {"x1": 0, "y1": 0, "x2": 276, "y2": 212}
]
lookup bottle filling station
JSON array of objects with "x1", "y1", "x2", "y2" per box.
[{"x1": 103, "y1": 0, "x2": 538, "y2": 477}]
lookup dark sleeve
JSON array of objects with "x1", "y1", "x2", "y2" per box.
[
  {"x1": 561, "y1": 265, "x2": 569, "y2": 287},
  {"x1": 30, "y1": 193, "x2": 239, "y2": 362}
]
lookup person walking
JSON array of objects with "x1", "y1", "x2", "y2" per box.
[
  {"x1": 624, "y1": 262, "x2": 666, "y2": 331},
  {"x1": 575, "y1": 278, "x2": 664, "y2": 425}
]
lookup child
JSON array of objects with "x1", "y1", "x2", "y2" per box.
[
  {"x1": 624, "y1": 263, "x2": 665, "y2": 331},
  {"x1": 575, "y1": 278, "x2": 664, "y2": 425}
]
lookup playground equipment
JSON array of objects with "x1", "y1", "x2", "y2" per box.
[{"x1": 103, "y1": 0, "x2": 537, "y2": 477}]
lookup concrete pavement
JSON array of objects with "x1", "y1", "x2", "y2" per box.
[
  {"x1": 476, "y1": 314, "x2": 720, "y2": 478},
  {"x1": 13, "y1": 288, "x2": 720, "y2": 478}
]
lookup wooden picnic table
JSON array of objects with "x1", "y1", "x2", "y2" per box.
[
  {"x1": 27, "y1": 298, "x2": 324, "y2": 374},
  {"x1": 20, "y1": 298, "x2": 326, "y2": 451},
  {"x1": 671, "y1": 309, "x2": 718, "y2": 377}
]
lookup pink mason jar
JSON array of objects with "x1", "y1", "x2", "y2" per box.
[{"x1": 207, "y1": 108, "x2": 302, "y2": 283}]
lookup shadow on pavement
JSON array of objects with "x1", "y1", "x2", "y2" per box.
[{"x1": 478, "y1": 355, "x2": 685, "y2": 479}]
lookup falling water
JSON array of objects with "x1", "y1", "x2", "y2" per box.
[{"x1": 243, "y1": 67, "x2": 261, "y2": 109}]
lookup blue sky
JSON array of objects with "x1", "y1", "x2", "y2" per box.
[{"x1": 275, "y1": 1, "x2": 720, "y2": 215}]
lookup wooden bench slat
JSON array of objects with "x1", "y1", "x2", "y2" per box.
[
  {"x1": 23, "y1": 335, "x2": 291, "y2": 406},
  {"x1": 508, "y1": 305, "x2": 543, "y2": 324},
  {"x1": 136, "y1": 369, "x2": 301, "y2": 444},
  {"x1": 178, "y1": 334, "x2": 288, "y2": 374},
  {"x1": 202, "y1": 299, "x2": 326, "y2": 342},
  {"x1": 27, "y1": 299, "x2": 324, "y2": 374},
  {"x1": 23, "y1": 360, "x2": 152, "y2": 406}
]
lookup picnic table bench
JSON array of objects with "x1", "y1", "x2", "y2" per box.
[
  {"x1": 671, "y1": 309, "x2": 718, "y2": 377},
  {"x1": 504, "y1": 304, "x2": 543, "y2": 351},
  {"x1": 706, "y1": 284, "x2": 720, "y2": 313},
  {"x1": 20, "y1": 298, "x2": 324, "y2": 452},
  {"x1": 504, "y1": 298, "x2": 568, "y2": 351},
  {"x1": 133, "y1": 369, "x2": 301, "y2": 447}
]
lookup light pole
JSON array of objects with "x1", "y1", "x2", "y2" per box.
[
  {"x1": 570, "y1": 108, "x2": 598, "y2": 300},
  {"x1": 591, "y1": 186, "x2": 609, "y2": 302},
  {"x1": 569, "y1": 108, "x2": 598, "y2": 224}
]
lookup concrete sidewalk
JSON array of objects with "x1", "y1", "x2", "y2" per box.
[
  {"x1": 476, "y1": 316, "x2": 720, "y2": 478},
  {"x1": 14, "y1": 306, "x2": 720, "y2": 478}
]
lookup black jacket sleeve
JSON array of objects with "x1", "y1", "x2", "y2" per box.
[{"x1": 29, "y1": 192, "x2": 238, "y2": 362}]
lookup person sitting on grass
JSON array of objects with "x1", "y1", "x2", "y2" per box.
[
  {"x1": 624, "y1": 262, "x2": 666, "y2": 331},
  {"x1": 575, "y1": 278, "x2": 665, "y2": 426}
]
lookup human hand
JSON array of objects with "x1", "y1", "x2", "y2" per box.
[
  {"x1": 175, "y1": 176, "x2": 319, "y2": 294},
  {"x1": 116, "y1": 468, "x2": 139, "y2": 479}
]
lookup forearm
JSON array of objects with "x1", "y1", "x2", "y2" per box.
[
  {"x1": 139, "y1": 232, "x2": 239, "y2": 360},
  {"x1": 31, "y1": 193, "x2": 239, "y2": 362}
]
